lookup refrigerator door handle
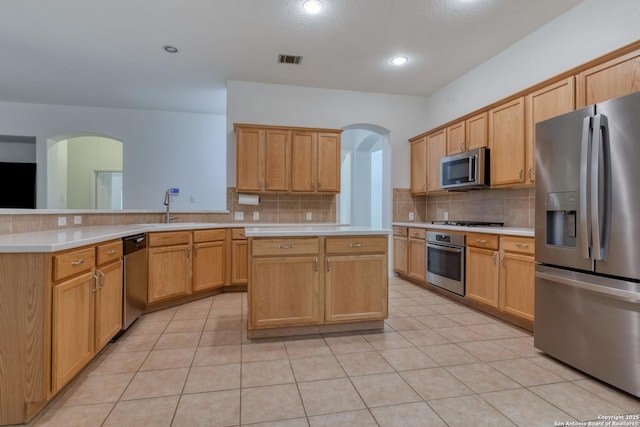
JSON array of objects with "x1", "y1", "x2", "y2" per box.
[
  {"x1": 536, "y1": 270, "x2": 640, "y2": 303},
  {"x1": 590, "y1": 114, "x2": 611, "y2": 261},
  {"x1": 579, "y1": 116, "x2": 592, "y2": 259}
]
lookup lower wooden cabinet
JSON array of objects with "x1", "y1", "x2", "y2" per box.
[
  {"x1": 148, "y1": 244, "x2": 191, "y2": 303},
  {"x1": 51, "y1": 271, "x2": 95, "y2": 392},
  {"x1": 407, "y1": 228, "x2": 426, "y2": 282},
  {"x1": 193, "y1": 229, "x2": 226, "y2": 292},
  {"x1": 230, "y1": 228, "x2": 248, "y2": 284},
  {"x1": 466, "y1": 246, "x2": 500, "y2": 308},
  {"x1": 392, "y1": 226, "x2": 408, "y2": 275},
  {"x1": 499, "y1": 237, "x2": 535, "y2": 322},
  {"x1": 324, "y1": 254, "x2": 387, "y2": 323},
  {"x1": 250, "y1": 256, "x2": 321, "y2": 328},
  {"x1": 51, "y1": 240, "x2": 123, "y2": 393},
  {"x1": 248, "y1": 235, "x2": 388, "y2": 331}
]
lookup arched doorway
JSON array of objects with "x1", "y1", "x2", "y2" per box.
[
  {"x1": 340, "y1": 124, "x2": 391, "y2": 229},
  {"x1": 47, "y1": 135, "x2": 124, "y2": 209}
]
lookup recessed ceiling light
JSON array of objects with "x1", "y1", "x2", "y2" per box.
[
  {"x1": 302, "y1": 0, "x2": 323, "y2": 14},
  {"x1": 162, "y1": 45, "x2": 178, "y2": 53},
  {"x1": 391, "y1": 56, "x2": 409, "y2": 66}
]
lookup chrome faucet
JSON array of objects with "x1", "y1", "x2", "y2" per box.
[{"x1": 164, "y1": 190, "x2": 178, "y2": 223}]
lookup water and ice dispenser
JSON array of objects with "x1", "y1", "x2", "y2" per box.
[{"x1": 545, "y1": 191, "x2": 577, "y2": 248}]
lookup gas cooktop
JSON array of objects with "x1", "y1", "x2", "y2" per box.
[{"x1": 431, "y1": 220, "x2": 504, "y2": 227}]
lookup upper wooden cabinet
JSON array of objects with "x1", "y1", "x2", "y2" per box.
[
  {"x1": 446, "y1": 112, "x2": 488, "y2": 155},
  {"x1": 236, "y1": 123, "x2": 341, "y2": 194},
  {"x1": 426, "y1": 129, "x2": 446, "y2": 193},
  {"x1": 291, "y1": 130, "x2": 341, "y2": 193},
  {"x1": 577, "y1": 49, "x2": 640, "y2": 108},
  {"x1": 489, "y1": 97, "x2": 526, "y2": 186},
  {"x1": 525, "y1": 77, "x2": 575, "y2": 183},
  {"x1": 409, "y1": 136, "x2": 427, "y2": 195}
]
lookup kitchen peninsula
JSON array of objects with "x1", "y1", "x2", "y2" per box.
[
  {"x1": 0, "y1": 223, "x2": 389, "y2": 425},
  {"x1": 245, "y1": 226, "x2": 390, "y2": 338}
]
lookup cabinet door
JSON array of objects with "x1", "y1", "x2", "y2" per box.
[
  {"x1": 95, "y1": 260, "x2": 123, "y2": 351},
  {"x1": 236, "y1": 127, "x2": 264, "y2": 191},
  {"x1": 231, "y1": 239, "x2": 248, "y2": 284},
  {"x1": 526, "y1": 77, "x2": 575, "y2": 183},
  {"x1": 577, "y1": 50, "x2": 640, "y2": 108},
  {"x1": 193, "y1": 241, "x2": 226, "y2": 292},
  {"x1": 52, "y1": 272, "x2": 95, "y2": 392},
  {"x1": 466, "y1": 247, "x2": 499, "y2": 308},
  {"x1": 291, "y1": 131, "x2": 317, "y2": 192},
  {"x1": 466, "y1": 112, "x2": 488, "y2": 151},
  {"x1": 407, "y1": 238, "x2": 426, "y2": 282},
  {"x1": 264, "y1": 129, "x2": 290, "y2": 191},
  {"x1": 427, "y1": 130, "x2": 446, "y2": 193},
  {"x1": 148, "y1": 245, "x2": 191, "y2": 303},
  {"x1": 446, "y1": 121, "x2": 465, "y2": 155},
  {"x1": 317, "y1": 132, "x2": 341, "y2": 193},
  {"x1": 499, "y1": 252, "x2": 535, "y2": 322},
  {"x1": 325, "y1": 254, "x2": 387, "y2": 323},
  {"x1": 409, "y1": 137, "x2": 427, "y2": 195},
  {"x1": 249, "y1": 256, "x2": 321, "y2": 328},
  {"x1": 393, "y1": 236, "x2": 408, "y2": 275},
  {"x1": 489, "y1": 97, "x2": 526, "y2": 186}
]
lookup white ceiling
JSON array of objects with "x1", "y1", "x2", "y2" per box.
[{"x1": 0, "y1": 0, "x2": 583, "y2": 115}]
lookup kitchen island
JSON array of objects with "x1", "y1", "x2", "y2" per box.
[{"x1": 245, "y1": 226, "x2": 390, "y2": 338}]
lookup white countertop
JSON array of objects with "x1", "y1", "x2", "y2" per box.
[
  {"x1": 393, "y1": 222, "x2": 534, "y2": 237},
  {"x1": 245, "y1": 226, "x2": 391, "y2": 237},
  {"x1": 0, "y1": 223, "x2": 359, "y2": 253}
]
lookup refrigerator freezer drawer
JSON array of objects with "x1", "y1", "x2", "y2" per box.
[{"x1": 534, "y1": 265, "x2": 640, "y2": 398}]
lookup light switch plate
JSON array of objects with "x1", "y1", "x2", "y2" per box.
[
  {"x1": 234, "y1": 211, "x2": 244, "y2": 221},
  {"x1": 73, "y1": 215, "x2": 82, "y2": 225},
  {"x1": 306, "y1": 212, "x2": 312, "y2": 221},
  {"x1": 57, "y1": 216, "x2": 66, "y2": 226},
  {"x1": 253, "y1": 211, "x2": 259, "y2": 220},
  {"x1": 409, "y1": 212, "x2": 415, "y2": 221}
]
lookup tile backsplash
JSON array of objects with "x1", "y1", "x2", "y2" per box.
[
  {"x1": 393, "y1": 187, "x2": 534, "y2": 228},
  {"x1": 0, "y1": 188, "x2": 338, "y2": 235}
]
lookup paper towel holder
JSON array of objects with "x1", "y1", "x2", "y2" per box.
[{"x1": 237, "y1": 193, "x2": 260, "y2": 206}]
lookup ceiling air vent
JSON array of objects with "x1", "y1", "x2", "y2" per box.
[{"x1": 278, "y1": 54, "x2": 303, "y2": 65}]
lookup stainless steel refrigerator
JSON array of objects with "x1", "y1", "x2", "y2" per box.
[{"x1": 535, "y1": 91, "x2": 640, "y2": 398}]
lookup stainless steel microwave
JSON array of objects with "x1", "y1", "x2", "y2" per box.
[{"x1": 440, "y1": 147, "x2": 489, "y2": 190}]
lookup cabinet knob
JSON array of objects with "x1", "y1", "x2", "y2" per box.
[
  {"x1": 528, "y1": 168, "x2": 533, "y2": 180},
  {"x1": 71, "y1": 258, "x2": 86, "y2": 266},
  {"x1": 476, "y1": 239, "x2": 487, "y2": 244},
  {"x1": 279, "y1": 244, "x2": 294, "y2": 249},
  {"x1": 519, "y1": 169, "x2": 524, "y2": 181},
  {"x1": 460, "y1": 142, "x2": 464, "y2": 152},
  {"x1": 99, "y1": 270, "x2": 106, "y2": 288},
  {"x1": 92, "y1": 273, "x2": 98, "y2": 293},
  {"x1": 515, "y1": 243, "x2": 529, "y2": 248},
  {"x1": 349, "y1": 243, "x2": 366, "y2": 248},
  {"x1": 500, "y1": 254, "x2": 505, "y2": 268},
  {"x1": 107, "y1": 249, "x2": 118, "y2": 255},
  {"x1": 493, "y1": 252, "x2": 498, "y2": 266}
]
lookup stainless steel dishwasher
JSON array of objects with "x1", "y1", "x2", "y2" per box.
[{"x1": 122, "y1": 234, "x2": 147, "y2": 329}]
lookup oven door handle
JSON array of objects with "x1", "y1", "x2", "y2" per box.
[{"x1": 426, "y1": 243, "x2": 462, "y2": 253}]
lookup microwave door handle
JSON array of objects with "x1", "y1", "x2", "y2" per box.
[
  {"x1": 579, "y1": 116, "x2": 592, "y2": 259},
  {"x1": 590, "y1": 114, "x2": 611, "y2": 261},
  {"x1": 468, "y1": 155, "x2": 476, "y2": 182}
]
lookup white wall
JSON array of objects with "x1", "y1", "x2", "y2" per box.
[
  {"x1": 0, "y1": 101, "x2": 227, "y2": 210},
  {"x1": 422, "y1": 0, "x2": 640, "y2": 130}
]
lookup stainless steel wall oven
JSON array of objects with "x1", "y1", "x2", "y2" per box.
[{"x1": 426, "y1": 231, "x2": 465, "y2": 296}]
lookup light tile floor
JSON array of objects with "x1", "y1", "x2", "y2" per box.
[{"x1": 32, "y1": 277, "x2": 640, "y2": 426}]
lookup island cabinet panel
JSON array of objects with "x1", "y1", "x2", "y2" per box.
[
  {"x1": 392, "y1": 226, "x2": 408, "y2": 275},
  {"x1": 324, "y1": 254, "x2": 387, "y2": 323},
  {"x1": 250, "y1": 256, "x2": 321, "y2": 328},
  {"x1": 230, "y1": 228, "x2": 248, "y2": 285},
  {"x1": 147, "y1": 245, "x2": 191, "y2": 303}
]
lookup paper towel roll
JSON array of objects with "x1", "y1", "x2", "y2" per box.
[{"x1": 237, "y1": 193, "x2": 260, "y2": 205}]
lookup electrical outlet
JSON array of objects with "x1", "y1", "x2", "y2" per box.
[
  {"x1": 253, "y1": 211, "x2": 259, "y2": 220},
  {"x1": 73, "y1": 215, "x2": 82, "y2": 225},
  {"x1": 444, "y1": 211, "x2": 449, "y2": 221},
  {"x1": 408, "y1": 212, "x2": 415, "y2": 221},
  {"x1": 306, "y1": 212, "x2": 312, "y2": 221},
  {"x1": 234, "y1": 211, "x2": 244, "y2": 221},
  {"x1": 190, "y1": 195, "x2": 197, "y2": 203},
  {"x1": 57, "y1": 216, "x2": 66, "y2": 226}
]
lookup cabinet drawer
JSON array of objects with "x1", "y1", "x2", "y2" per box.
[
  {"x1": 467, "y1": 233, "x2": 499, "y2": 250},
  {"x1": 148, "y1": 231, "x2": 191, "y2": 247},
  {"x1": 53, "y1": 247, "x2": 96, "y2": 281},
  {"x1": 393, "y1": 226, "x2": 408, "y2": 237},
  {"x1": 193, "y1": 229, "x2": 226, "y2": 243},
  {"x1": 232, "y1": 228, "x2": 246, "y2": 240},
  {"x1": 96, "y1": 240, "x2": 122, "y2": 265},
  {"x1": 408, "y1": 228, "x2": 426, "y2": 240},
  {"x1": 501, "y1": 236, "x2": 534, "y2": 255},
  {"x1": 252, "y1": 238, "x2": 319, "y2": 256},
  {"x1": 325, "y1": 236, "x2": 388, "y2": 254}
]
